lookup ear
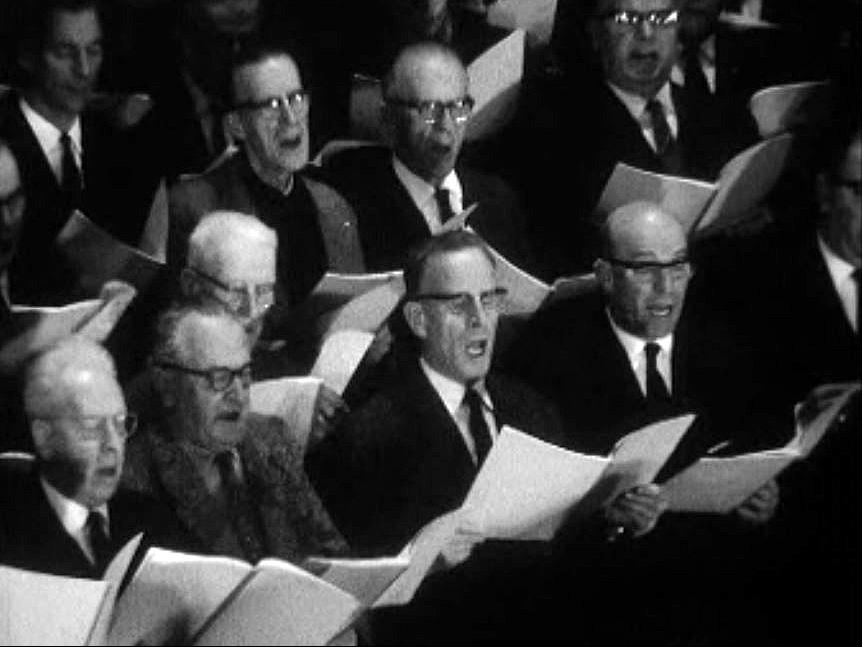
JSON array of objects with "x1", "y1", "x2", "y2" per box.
[
  {"x1": 594, "y1": 258, "x2": 613, "y2": 295},
  {"x1": 403, "y1": 300, "x2": 428, "y2": 340},
  {"x1": 30, "y1": 419, "x2": 54, "y2": 458},
  {"x1": 225, "y1": 111, "x2": 245, "y2": 143}
]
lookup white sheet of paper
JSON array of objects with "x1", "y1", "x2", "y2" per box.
[
  {"x1": 547, "y1": 273, "x2": 599, "y2": 304},
  {"x1": 485, "y1": 245, "x2": 551, "y2": 316},
  {"x1": 464, "y1": 426, "x2": 610, "y2": 541},
  {"x1": 487, "y1": 0, "x2": 559, "y2": 46},
  {"x1": 109, "y1": 548, "x2": 252, "y2": 647},
  {"x1": 696, "y1": 134, "x2": 794, "y2": 235},
  {"x1": 250, "y1": 377, "x2": 322, "y2": 451},
  {"x1": 0, "y1": 565, "x2": 110, "y2": 646},
  {"x1": 662, "y1": 449, "x2": 798, "y2": 514},
  {"x1": 437, "y1": 202, "x2": 479, "y2": 235},
  {"x1": 310, "y1": 330, "x2": 376, "y2": 396},
  {"x1": 194, "y1": 558, "x2": 360, "y2": 646},
  {"x1": 749, "y1": 80, "x2": 832, "y2": 138},
  {"x1": 319, "y1": 278, "x2": 405, "y2": 336},
  {"x1": 77, "y1": 282, "x2": 137, "y2": 344},
  {"x1": 302, "y1": 554, "x2": 410, "y2": 609},
  {"x1": 595, "y1": 163, "x2": 717, "y2": 234},
  {"x1": 465, "y1": 29, "x2": 526, "y2": 141}
]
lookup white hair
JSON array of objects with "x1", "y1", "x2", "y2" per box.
[{"x1": 186, "y1": 210, "x2": 277, "y2": 274}]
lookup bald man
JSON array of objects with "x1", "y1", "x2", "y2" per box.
[
  {"x1": 0, "y1": 338, "x2": 186, "y2": 578},
  {"x1": 324, "y1": 41, "x2": 538, "y2": 274}
]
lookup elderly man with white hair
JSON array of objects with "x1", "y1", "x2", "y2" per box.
[{"x1": 0, "y1": 337, "x2": 185, "y2": 578}]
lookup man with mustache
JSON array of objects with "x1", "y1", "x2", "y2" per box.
[
  {"x1": 121, "y1": 305, "x2": 346, "y2": 562},
  {"x1": 168, "y1": 43, "x2": 365, "y2": 310},
  {"x1": 0, "y1": 338, "x2": 184, "y2": 578},
  {"x1": 324, "y1": 41, "x2": 537, "y2": 275},
  {"x1": 0, "y1": 0, "x2": 164, "y2": 305}
]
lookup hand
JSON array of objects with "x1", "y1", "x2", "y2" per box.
[
  {"x1": 604, "y1": 484, "x2": 668, "y2": 539},
  {"x1": 308, "y1": 385, "x2": 349, "y2": 451},
  {"x1": 735, "y1": 479, "x2": 779, "y2": 525},
  {"x1": 438, "y1": 517, "x2": 485, "y2": 569}
]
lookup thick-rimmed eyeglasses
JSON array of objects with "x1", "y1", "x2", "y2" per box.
[
  {"x1": 606, "y1": 257, "x2": 691, "y2": 282},
  {"x1": 187, "y1": 267, "x2": 275, "y2": 319},
  {"x1": 155, "y1": 362, "x2": 253, "y2": 392},
  {"x1": 414, "y1": 287, "x2": 508, "y2": 317},
  {"x1": 601, "y1": 9, "x2": 679, "y2": 29},
  {"x1": 36, "y1": 414, "x2": 138, "y2": 441},
  {"x1": 234, "y1": 90, "x2": 310, "y2": 120},
  {"x1": 386, "y1": 96, "x2": 475, "y2": 125}
]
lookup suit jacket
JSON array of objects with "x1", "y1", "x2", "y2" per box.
[
  {"x1": 307, "y1": 359, "x2": 565, "y2": 556},
  {"x1": 122, "y1": 413, "x2": 347, "y2": 563},
  {"x1": 0, "y1": 91, "x2": 163, "y2": 305},
  {"x1": 0, "y1": 460, "x2": 188, "y2": 579},
  {"x1": 324, "y1": 145, "x2": 538, "y2": 275}
]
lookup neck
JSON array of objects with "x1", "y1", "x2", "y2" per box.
[
  {"x1": 23, "y1": 91, "x2": 78, "y2": 132},
  {"x1": 247, "y1": 152, "x2": 294, "y2": 193}
]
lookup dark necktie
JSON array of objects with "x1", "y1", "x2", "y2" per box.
[
  {"x1": 59, "y1": 131, "x2": 82, "y2": 208},
  {"x1": 464, "y1": 387, "x2": 492, "y2": 468},
  {"x1": 645, "y1": 342, "x2": 671, "y2": 404},
  {"x1": 86, "y1": 511, "x2": 113, "y2": 574},
  {"x1": 645, "y1": 98, "x2": 673, "y2": 156},
  {"x1": 215, "y1": 450, "x2": 265, "y2": 563},
  {"x1": 434, "y1": 187, "x2": 456, "y2": 225},
  {"x1": 683, "y1": 46, "x2": 712, "y2": 106}
]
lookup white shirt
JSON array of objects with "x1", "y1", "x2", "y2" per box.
[
  {"x1": 40, "y1": 478, "x2": 109, "y2": 564},
  {"x1": 19, "y1": 97, "x2": 82, "y2": 184},
  {"x1": 607, "y1": 310, "x2": 674, "y2": 396},
  {"x1": 818, "y1": 234, "x2": 859, "y2": 332},
  {"x1": 671, "y1": 35, "x2": 718, "y2": 94},
  {"x1": 420, "y1": 358, "x2": 497, "y2": 464},
  {"x1": 392, "y1": 155, "x2": 463, "y2": 233},
  {"x1": 608, "y1": 81, "x2": 679, "y2": 153}
]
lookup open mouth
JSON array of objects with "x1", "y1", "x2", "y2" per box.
[
  {"x1": 465, "y1": 339, "x2": 489, "y2": 358},
  {"x1": 217, "y1": 411, "x2": 242, "y2": 423},
  {"x1": 647, "y1": 304, "x2": 673, "y2": 317},
  {"x1": 279, "y1": 134, "x2": 303, "y2": 150}
]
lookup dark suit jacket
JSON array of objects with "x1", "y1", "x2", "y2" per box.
[
  {"x1": 0, "y1": 460, "x2": 188, "y2": 579},
  {"x1": 0, "y1": 91, "x2": 162, "y2": 305},
  {"x1": 323, "y1": 145, "x2": 538, "y2": 275},
  {"x1": 122, "y1": 413, "x2": 347, "y2": 563},
  {"x1": 307, "y1": 359, "x2": 565, "y2": 556}
]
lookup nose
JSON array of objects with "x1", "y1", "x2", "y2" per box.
[
  {"x1": 222, "y1": 373, "x2": 247, "y2": 405},
  {"x1": 636, "y1": 19, "x2": 656, "y2": 39},
  {"x1": 465, "y1": 296, "x2": 491, "y2": 329},
  {"x1": 652, "y1": 267, "x2": 674, "y2": 294},
  {"x1": 74, "y1": 50, "x2": 93, "y2": 78},
  {"x1": 99, "y1": 419, "x2": 124, "y2": 451}
]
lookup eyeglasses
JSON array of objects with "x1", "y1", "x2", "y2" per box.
[
  {"x1": 234, "y1": 90, "x2": 310, "y2": 120},
  {"x1": 187, "y1": 267, "x2": 276, "y2": 319},
  {"x1": 36, "y1": 414, "x2": 138, "y2": 441},
  {"x1": 601, "y1": 9, "x2": 680, "y2": 29},
  {"x1": 606, "y1": 257, "x2": 691, "y2": 282},
  {"x1": 156, "y1": 362, "x2": 253, "y2": 392},
  {"x1": 386, "y1": 96, "x2": 475, "y2": 125},
  {"x1": 414, "y1": 287, "x2": 508, "y2": 317}
]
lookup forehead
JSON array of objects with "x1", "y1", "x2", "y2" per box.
[
  {"x1": 395, "y1": 53, "x2": 468, "y2": 101},
  {"x1": 613, "y1": 213, "x2": 687, "y2": 260},
  {"x1": 211, "y1": 234, "x2": 276, "y2": 284},
  {"x1": 420, "y1": 247, "x2": 496, "y2": 293},
  {"x1": 597, "y1": 0, "x2": 677, "y2": 13},
  {"x1": 177, "y1": 316, "x2": 250, "y2": 368},
  {"x1": 48, "y1": 9, "x2": 102, "y2": 44},
  {"x1": 67, "y1": 373, "x2": 126, "y2": 417},
  {"x1": 0, "y1": 149, "x2": 21, "y2": 194},
  {"x1": 234, "y1": 55, "x2": 302, "y2": 100}
]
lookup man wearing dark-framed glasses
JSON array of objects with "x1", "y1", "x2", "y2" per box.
[{"x1": 121, "y1": 305, "x2": 345, "y2": 564}]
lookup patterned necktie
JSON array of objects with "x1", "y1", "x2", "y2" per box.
[
  {"x1": 463, "y1": 387, "x2": 492, "y2": 468},
  {"x1": 59, "y1": 131, "x2": 82, "y2": 208},
  {"x1": 645, "y1": 342, "x2": 671, "y2": 404},
  {"x1": 645, "y1": 98, "x2": 673, "y2": 156},
  {"x1": 215, "y1": 450, "x2": 265, "y2": 563},
  {"x1": 86, "y1": 511, "x2": 113, "y2": 574},
  {"x1": 434, "y1": 187, "x2": 456, "y2": 225}
]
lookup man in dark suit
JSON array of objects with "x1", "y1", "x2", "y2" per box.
[
  {"x1": 307, "y1": 230, "x2": 565, "y2": 642},
  {"x1": 121, "y1": 304, "x2": 346, "y2": 564},
  {"x1": 0, "y1": 337, "x2": 185, "y2": 579},
  {"x1": 0, "y1": 0, "x2": 163, "y2": 305},
  {"x1": 324, "y1": 42, "x2": 538, "y2": 276},
  {"x1": 168, "y1": 43, "x2": 365, "y2": 308}
]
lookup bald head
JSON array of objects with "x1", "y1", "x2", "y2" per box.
[
  {"x1": 597, "y1": 202, "x2": 691, "y2": 339},
  {"x1": 383, "y1": 42, "x2": 467, "y2": 99}
]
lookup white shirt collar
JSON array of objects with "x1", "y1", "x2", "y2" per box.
[
  {"x1": 606, "y1": 309, "x2": 674, "y2": 363},
  {"x1": 40, "y1": 477, "x2": 109, "y2": 538},
  {"x1": 19, "y1": 97, "x2": 82, "y2": 158},
  {"x1": 608, "y1": 81, "x2": 676, "y2": 127},
  {"x1": 818, "y1": 233, "x2": 856, "y2": 288},
  {"x1": 392, "y1": 154, "x2": 463, "y2": 232},
  {"x1": 419, "y1": 357, "x2": 492, "y2": 417}
]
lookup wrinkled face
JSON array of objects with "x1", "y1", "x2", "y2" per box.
[
  {"x1": 0, "y1": 148, "x2": 25, "y2": 272},
  {"x1": 168, "y1": 316, "x2": 251, "y2": 453},
  {"x1": 820, "y1": 135, "x2": 862, "y2": 266},
  {"x1": 592, "y1": 0, "x2": 681, "y2": 98},
  {"x1": 194, "y1": 0, "x2": 260, "y2": 36},
  {"x1": 187, "y1": 235, "x2": 276, "y2": 345},
  {"x1": 35, "y1": 373, "x2": 127, "y2": 508},
  {"x1": 27, "y1": 9, "x2": 103, "y2": 123},
  {"x1": 386, "y1": 53, "x2": 469, "y2": 185},
  {"x1": 600, "y1": 210, "x2": 690, "y2": 339},
  {"x1": 406, "y1": 247, "x2": 499, "y2": 384},
  {"x1": 231, "y1": 55, "x2": 309, "y2": 177}
]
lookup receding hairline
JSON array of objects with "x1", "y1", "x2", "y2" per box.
[
  {"x1": 231, "y1": 51, "x2": 302, "y2": 100},
  {"x1": 383, "y1": 42, "x2": 467, "y2": 98},
  {"x1": 187, "y1": 210, "x2": 277, "y2": 272},
  {"x1": 601, "y1": 201, "x2": 686, "y2": 256}
]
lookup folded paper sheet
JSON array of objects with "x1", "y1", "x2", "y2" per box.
[
  {"x1": 749, "y1": 80, "x2": 832, "y2": 139},
  {"x1": 249, "y1": 377, "x2": 322, "y2": 451},
  {"x1": 310, "y1": 330, "x2": 376, "y2": 396},
  {"x1": 302, "y1": 553, "x2": 411, "y2": 609},
  {"x1": 487, "y1": 0, "x2": 558, "y2": 46}
]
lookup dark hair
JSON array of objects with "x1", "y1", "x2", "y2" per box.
[
  {"x1": 227, "y1": 38, "x2": 300, "y2": 107},
  {"x1": 403, "y1": 229, "x2": 495, "y2": 298},
  {"x1": 18, "y1": 0, "x2": 101, "y2": 57}
]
